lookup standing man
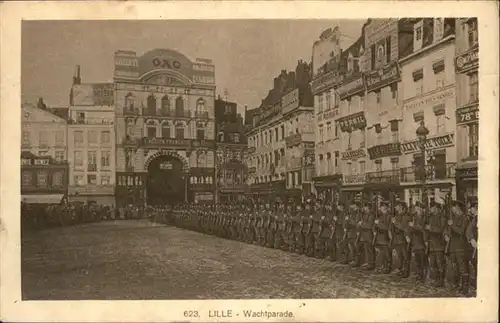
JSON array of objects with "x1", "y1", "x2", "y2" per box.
[
  {"x1": 465, "y1": 198, "x2": 478, "y2": 291},
  {"x1": 407, "y1": 201, "x2": 427, "y2": 282},
  {"x1": 374, "y1": 200, "x2": 392, "y2": 274},
  {"x1": 426, "y1": 197, "x2": 447, "y2": 287},
  {"x1": 444, "y1": 200, "x2": 470, "y2": 294},
  {"x1": 356, "y1": 200, "x2": 375, "y2": 271},
  {"x1": 390, "y1": 200, "x2": 411, "y2": 278}
]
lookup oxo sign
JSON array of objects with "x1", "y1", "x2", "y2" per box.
[{"x1": 152, "y1": 58, "x2": 181, "y2": 70}]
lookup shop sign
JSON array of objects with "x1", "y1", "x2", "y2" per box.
[
  {"x1": 341, "y1": 148, "x2": 367, "y2": 160},
  {"x1": 367, "y1": 142, "x2": 402, "y2": 160},
  {"x1": 337, "y1": 112, "x2": 367, "y2": 132},
  {"x1": 337, "y1": 75, "x2": 365, "y2": 100},
  {"x1": 282, "y1": 89, "x2": 299, "y2": 115},
  {"x1": 403, "y1": 86, "x2": 455, "y2": 110},
  {"x1": 456, "y1": 167, "x2": 478, "y2": 179},
  {"x1": 285, "y1": 133, "x2": 302, "y2": 148},
  {"x1": 311, "y1": 70, "x2": 343, "y2": 95},
  {"x1": 142, "y1": 137, "x2": 191, "y2": 148},
  {"x1": 22, "y1": 157, "x2": 52, "y2": 166},
  {"x1": 456, "y1": 106, "x2": 479, "y2": 125},
  {"x1": 365, "y1": 61, "x2": 400, "y2": 92},
  {"x1": 455, "y1": 46, "x2": 479, "y2": 74},
  {"x1": 318, "y1": 107, "x2": 340, "y2": 122},
  {"x1": 400, "y1": 133, "x2": 455, "y2": 154}
]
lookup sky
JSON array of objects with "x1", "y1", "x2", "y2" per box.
[{"x1": 22, "y1": 20, "x2": 364, "y2": 115}]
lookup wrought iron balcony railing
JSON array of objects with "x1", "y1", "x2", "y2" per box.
[
  {"x1": 343, "y1": 174, "x2": 366, "y2": 184},
  {"x1": 400, "y1": 163, "x2": 456, "y2": 182},
  {"x1": 366, "y1": 169, "x2": 401, "y2": 185}
]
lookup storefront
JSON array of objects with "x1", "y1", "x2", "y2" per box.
[
  {"x1": 455, "y1": 166, "x2": 478, "y2": 204},
  {"x1": 249, "y1": 180, "x2": 286, "y2": 203}
]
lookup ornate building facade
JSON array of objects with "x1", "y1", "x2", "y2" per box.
[
  {"x1": 114, "y1": 48, "x2": 216, "y2": 206},
  {"x1": 214, "y1": 97, "x2": 248, "y2": 202}
]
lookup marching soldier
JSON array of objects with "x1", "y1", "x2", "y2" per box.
[
  {"x1": 390, "y1": 199, "x2": 411, "y2": 277},
  {"x1": 407, "y1": 201, "x2": 427, "y2": 282},
  {"x1": 425, "y1": 197, "x2": 447, "y2": 287},
  {"x1": 273, "y1": 202, "x2": 284, "y2": 249},
  {"x1": 342, "y1": 203, "x2": 359, "y2": 265},
  {"x1": 374, "y1": 200, "x2": 392, "y2": 274},
  {"x1": 304, "y1": 202, "x2": 316, "y2": 257},
  {"x1": 287, "y1": 203, "x2": 297, "y2": 252},
  {"x1": 315, "y1": 203, "x2": 330, "y2": 259},
  {"x1": 293, "y1": 204, "x2": 305, "y2": 254},
  {"x1": 444, "y1": 200, "x2": 470, "y2": 294},
  {"x1": 356, "y1": 200, "x2": 375, "y2": 271}
]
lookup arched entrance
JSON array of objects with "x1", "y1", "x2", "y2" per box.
[{"x1": 146, "y1": 154, "x2": 187, "y2": 205}]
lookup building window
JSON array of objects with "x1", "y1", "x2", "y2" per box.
[
  {"x1": 88, "y1": 130, "x2": 98, "y2": 145},
  {"x1": 359, "y1": 161, "x2": 366, "y2": 174},
  {"x1": 359, "y1": 94, "x2": 365, "y2": 110},
  {"x1": 319, "y1": 125, "x2": 324, "y2": 142},
  {"x1": 196, "y1": 98, "x2": 205, "y2": 112},
  {"x1": 269, "y1": 130, "x2": 273, "y2": 143},
  {"x1": 74, "y1": 175, "x2": 84, "y2": 186},
  {"x1": 52, "y1": 172, "x2": 63, "y2": 187},
  {"x1": 101, "y1": 175, "x2": 111, "y2": 186},
  {"x1": 55, "y1": 151, "x2": 65, "y2": 162},
  {"x1": 281, "y1": 125, "x2": 285, "y2": 139},
  {"x1": 39, "y1": 130, "x2": 48, "y2": 147},
  {"x1": 88, "y1": 151, "x2": 97, "y2": 172},
  {"x1": 468, "y1": 123, "x2": 479, "y2": 157},
  {"x1": 161, "y1": 95, "x2": 170, "y2": 115},
  {"x1": 176, "y1": 124, "x2": 185, "y2": 139},
  {"x1": 37, "y1": 172, "x2": 48, "y2": 188},
  {"x1": 375, "y1": 161, "x2": 382, "y2": 172},
  {"x1": 101, "y1": 131, "x2": 110, "y2": 144},
  {"x1": 101, "y1": 151, "x2": 111, "y2": 168},
  {"x1": 334, "y1": 151, "x2": 339, "y2": 168},
  {"x1": 467, "y1": 18, "x2": 478, "y2": 48},
  {"x1": 414, "y1": 20, "x2": 423, "y2": 51},
  {"x1": 87, "y1": 174, "x2": 97, "y2": 185},
  {"x1": 234, "y1": 133, "x2": 240, "y2": 143},
  {"x1": 147, "y1": 94, "x2": 156, "y2": 116},
  {"x1": 197, "y1": 128, "x2": 205, "y2": 140},
  {"x1": 55, "y1": 130, "x2": 64, "y2": 146},
  {"x1": 376, "y1": 130, "x2": 383, "y2": 145},
  {"x1": 360, "y1": 128, "x2": 366, "y2": 147},
  {"x1": 74, "y1": 151, "x2": 83, "y2": 168},
  {"x1": 175, "y1": 96, "x2": 184, "y2": 116},
  {"x1": 335, "y1": 123, "x2": 339, "y2": 138},
  {"x1": 161, "y1": 124, "x2": 171, "y2": 138},
  {"x1": 125, "y1": 93, "x2": 135, "y2": 110},
  {"x1": 347, "y1": 132, "x2": 352, "y2": 149},
  {"x1": 147, "y1": 121, "x2": 157, "y2": 138},
  {"x1": 436, "y1": 114, "x2": 446, "y2": 134},
  {"x1": 22, "y1": 171, "x2": 32, "y2": 187},
  {"x1": 391, "y1": 159, "x2": 399, "y2": 170},
  {"x1": 318, "y1": 95, "x2": 324, "y2": 113},
  {"x1": 22, "y1": 131, "x2": 30, "y2": 146},
  {"x1": 375, "y1": 90, "x2": 381, "y2": 107},
  {"x1": 326, "y1": 91, "x2": 331, "y2": 110},
  {"x1": 77, "y1": 112, "x2": 85, "y2": 124},
  {"x1": 327, "y1": 152, "x2": 332, "y2": 174},
  {"x1": 326, "y1": 122, "x2": 332, "y2": 140},
  {"x1": 391, "y1": 129, "x2": 399, "y2": 143},
  {"x1": 347, "y1": 97, "x2": 352, "y2": 113},
  {"x1": 414, "y1": 69, "x2": 424, "y2": 95},
  {"x1": 469, "y1": 72, "x2": 479, "y2": 103},
  {"x1": 74, "y1": 131, "x2": 83, "y2": 146},
  {"x1": 390, "y1": 83, "x2": 398, "y2": 100}
]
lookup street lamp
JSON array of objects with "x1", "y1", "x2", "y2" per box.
[{"x1": 416, "y1": 120, "x2": 430, "y2": 206}]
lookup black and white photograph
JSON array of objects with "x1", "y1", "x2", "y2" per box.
[{"x1": 1, "y1": 2, "x2": 498, "y2": 323}]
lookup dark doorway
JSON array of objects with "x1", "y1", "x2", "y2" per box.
[{"x1": 147, "y1": 155, "x2": 186, "y2": 205}]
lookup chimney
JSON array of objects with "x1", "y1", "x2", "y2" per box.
[
  {"x1": 244, "y1": 105, "x2": 248, "y2": 112},
  {"x1": 73, "y1": 65, "x2": 81, "y2": 85},
  {"x1": 37, "y1": 97, "x2": 46, "y2": 110}
]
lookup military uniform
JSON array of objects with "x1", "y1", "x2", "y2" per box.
[
  {"x1": 407, "y1": 203, "x2": 427, "y2": 282},
  {"x1": 426, "y1": 200, "x2": 447, "y2": 287},
  {"x1": 374, "y1": 201, "x2": 392, "y2": 274},
  {"x1": 465, "y1": 202, "x2": 478, "y2": 290},
  {"x1": 316, "y1": 206, "x2": 331, "y2": 259},
  {"x1": 342, "y1": 204, "x2": 358, "y2": 265},
  {"x1": 445, "y1": 200, "x2": 470, "y2": 294},
  {"x1": 356, "y1": 203, "x2": 375, "y2": 270},
  {"x1": 390, "y1": 201, "x2": 411, "y2": 277}
]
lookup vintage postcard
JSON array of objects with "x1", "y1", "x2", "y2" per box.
[{"x1": 1, "y1": 1, "x2": 498, "y2": 322}]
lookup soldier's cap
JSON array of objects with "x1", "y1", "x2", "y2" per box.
[{"x1": 379, "y1": 200, "x2": 390, "y2": 207}]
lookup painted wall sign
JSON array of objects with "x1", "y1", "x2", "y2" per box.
[
  {"x1": 318, "y1": 108, "x2": 340, "y2": 122},
  {"x1": 364, "y1": 19, "x2": 398, "y2": 49},
  {"x1": 403, "y1": 86, "x2": 455, "y2": 110},
  {"x1": 152, "y1": 58, "x2": 181, "y2": 70},
  {"x1": 400, "y1": 133, "x2": 455, "y2": 154},
  {"x1": 72, "y1": 83, "x2": 114, "y2": 106},
  {"x1": 337, "y1": 75, "x2": 365, "y2": 100},
  {"x1": 456, "y1": 105, "x2": 479, "y2": 124},
  {"x1": 367, "y1": 142, "x2": 402, "y2": 159},
  {"x1": 456, "y1": 167, "x2": 478, "y2": 179},
  {"x1": 341, "y1": 148, "x2": 367, "y2": 160},
  {"x1": 455, "y1": 46, "x2": 479, "y2": 74},
  {"x1": 311, "y1": 70, "x2": 343, "y2": 95},
  {"x1": 337, "y1": 112, "x2": 367, "y2": 132},
  {"x1": 365, "y1": 61, "x2": 400, "y2": 92}
]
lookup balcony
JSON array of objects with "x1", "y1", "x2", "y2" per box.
[
  {"x1": 343, "y1": 174, "x2": 366, "y2": 185},
  {"x1": 366, "y1": 170, "x2": 400, "y2": 185},
  {"x1": 401, "y1": 163, "x2": 456, "y2": 183},
  {"x1": 195, "y1": 111, "x2": 209, "y2": 118},
  {"x1": 142, "y1": 109, "x2": 191, "y2": 118},
  {"x1": 219, "y1": 182, "x2": 248, "y2": 191},
  {"x1": 87, "y1": 164, "x2": 97, "y2": 172},
  {"x1": 123, "y1": 107, "x2": 140, "y2": 116}
]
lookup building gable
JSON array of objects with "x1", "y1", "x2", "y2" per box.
[{"x1": 22, "y1": 104, "x2": 67, "y2": 124}]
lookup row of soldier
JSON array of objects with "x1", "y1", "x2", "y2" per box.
[{"x1": 164, "y1": 195, "x2": 477, "y2": 295}]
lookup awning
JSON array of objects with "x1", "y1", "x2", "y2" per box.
[{"x1": 22, "y1": 194, "x2": 64, "y2": 204}]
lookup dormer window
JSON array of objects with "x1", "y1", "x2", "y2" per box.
[
  {"x1": 434, "y1": 18, "x2": 444, "y2": 42},
  {"x1": 467, "y1": 18, "x2": 478, "y2": 48},
  {"x1": 414, "y1": 20, "x2": 424, "y2": 51}
]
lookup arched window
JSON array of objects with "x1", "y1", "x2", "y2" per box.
[
  {"x1": 147, "y1": 94, "x2": 156, "y2": 116},
  {"x1": 175, "y1": 122, "x2": 185, "y2": 139},
  {"x1": 196, "y1": 98, "x2": 205, "y2": 115},
  {"x1": 175, "y1": 96, "x2": 184, "y2": 116},
  {"x1": 161, "y1": 95, "x2": 170, "y2": 115},
  {"x1": 161, "y1": 121, "x2": 171, "y2": 139},
  {"x1": 146, "y1": 120, "x2": 157, "y2": 138},
  {"x1": 125, "y1": 93, "x2": 135, "y2": 111}
]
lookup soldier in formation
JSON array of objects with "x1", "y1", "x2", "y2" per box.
[{"x1": 149, "y1": 191, "x2": 477, "y2": 295}]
